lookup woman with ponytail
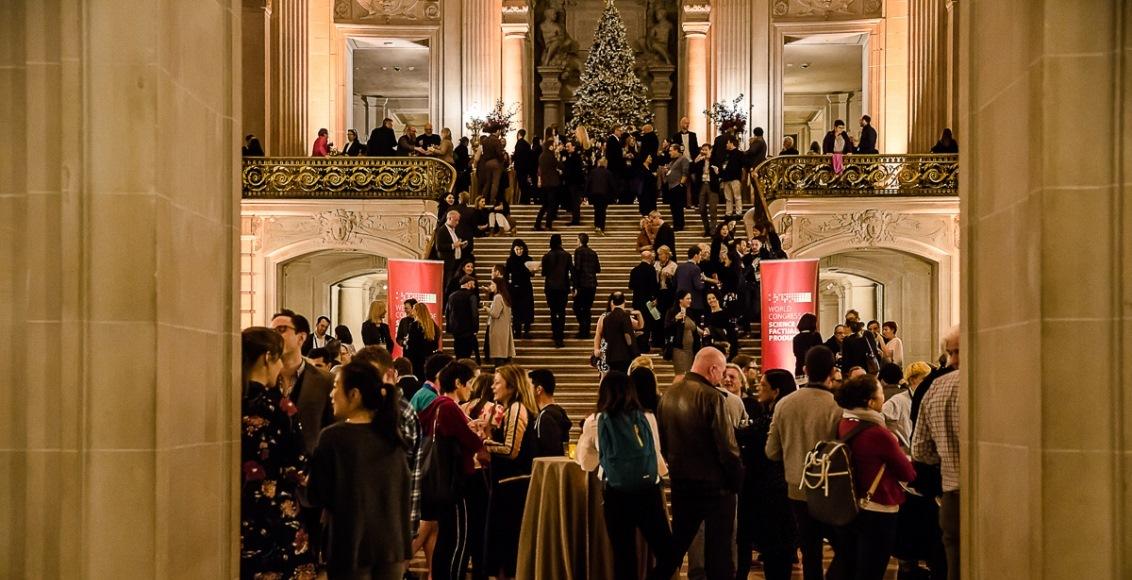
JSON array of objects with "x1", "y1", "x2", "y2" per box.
[
  {"x1": 240, "y1": 327, "x2": 318, "y2": 579},
  {"x1": 307, "y1": 361, "x2": 411, "y2": 580}
]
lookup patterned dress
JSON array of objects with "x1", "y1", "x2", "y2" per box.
[{"x1": 240, "y1": 381, "x2": 319, "y2": 580}]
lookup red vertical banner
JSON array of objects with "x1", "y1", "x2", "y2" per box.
[
  {"x1": 387, "y1": 258, "x2": 446, "y2": 358},
  {"x1": 760, "y1": 259, "x2": 820, "y2": 374}
]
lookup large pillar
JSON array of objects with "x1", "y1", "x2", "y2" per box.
[
  {"x1": 270, "y1": 0, "x2": 309, "y2": 155},
  {"x1": 243, "y1": 0, "x2": 271, "y2": 146},
  {"x1": 1, "y1": 0, "x2": 240, "y2": 578},
  {"x1": 908, "y1": 0, "x2": 949, "y2": 152},
  {"x1": 960, "y1": 0, "x2": 1132, "y2": 578},
  {"x1": 881, "y1": 0, "x2": 910, "y2": 153},
  {"x1": 681, "y1": 14, "x2": 711, "y2": 142},
  {"x1": 713, "y1": 0, "x2": 750, "y2": 122},
  {"x1": 501, "y1": 1, "x2": 532, "y2": 145},
  {"x1": 462, "y1": 0, "x2": 503, "y2": 135}
]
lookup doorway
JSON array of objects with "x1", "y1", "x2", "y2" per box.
[
  {"x1": 346, "y1": 36, "x2": 433, "y2": 137},
  {"x1": 782, "y1": 32, "x2": 868, "y2": 153},
  {"x1": 278, "y1": 250, "x2": 388, "y2": 344}
]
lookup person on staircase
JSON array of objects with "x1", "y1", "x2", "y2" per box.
[
  {"x1": 629, "y1": 249, "x2": 661, "y2": 351},
  {"x1": 540, "y1": 234, "x2": 573, "y2": 348},
  {"x1": 505, "y1": 240, "x2": 535, "y2": 339},
  {"x1": 662, "y1": 143, "x2": 691, "y2": 231},
  {"x1": 445, "y1": 276, "x2": 480, "y2": 364},
  {"x1": 535, "y1": 140, "x2": 563, "y2": 231},
  {"x1": 563, "y1": 140, "x2": 586, "y2": 225},
  {"x1": 586, "y1": 156, "x2": 615, "y2": 234},
  {"x1": 571, "y1": 233, "x2": 601, "y2": 339},
  {"x1": 486, "y1": 278, "x2": 516, "y2": 365},
  {"x1": 594, "y1": 291, "x2": 643, "y2": 374}
]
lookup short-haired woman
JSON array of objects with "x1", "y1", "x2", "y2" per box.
[
  {"x1": 830, "y1": 374, "x2": 917, "y2": 580},
  {"x1": 575, "y1": 371, "x2": 672, "y2": 579},
  {"x1": 792, "y1": 312, "x2": 823, "y2": 377}
]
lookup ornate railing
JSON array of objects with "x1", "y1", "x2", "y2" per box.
[
  {"x1": 242, "y1": 156, "x2": 456, "y2": 199},
  {"x1": 753, "y1": 154, "x2": 958, "y2": 203}
]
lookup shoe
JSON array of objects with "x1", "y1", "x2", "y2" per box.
[
  {"x1": 554, "y1": 340, "x2": 565, "y2": 348},
  {"x1": 534, "y1": 225, "x2": 544, "y2": 231}
]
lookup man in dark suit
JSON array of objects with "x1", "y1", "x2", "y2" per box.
[
  {"x1": 857, "y1": 115, "x2": 879, "y2": 154},
  {"x1": 562, "y1": 140, "x2": 585, "y2": 224},
  {"x1": 535, "y1": 140, "x2": 563, "y2": 230},
  {"x1": 605, "y1": 126, "x2": 627, "y2": 202},
  {"x1": 571, "y1": 233, "x2": 601, "y2": 338},
  {"x1": 444, "y1": 276, "x2": 481, "y2": 362},
  {"x1": 395, "y1": 298, "x2": 418, "y2": 351},
  {"x1": 366, "y1": 118, "x2": 398, "y2": 156},
  {"x1": 416, "y1": 122, "x2": 441, "y2": 150},
  {"x1": 301, "y1": 315, "x2": 334, "y2": 355},
  {"x1": 270, "y1": 309, "x2": 334, "y2": 454},
  {"x1": 671, "y1": 116, "x2": 699, "y2": 160},
  {"x1": 397, "y1": 125, "x2": 418, "y2": 156},
  {"x1": 541, "y1": 233, "x2": 573, "y2": 347},
  {"x1": 675, "y1": 245, "x2": 707, "y2": 316},
  {"x1": 649, "y1": 211, "x2": 678, "y2": 259},
  {"x1": 629, "y1": 249, "x2": 661, "y2": 350},
  {"x1": 600, "y1": 292, "x2": 640, "y2": 373},
  {"x1": 342, "y1": 129, "x2": 365, "y2": 156},
  {"x1": 513, "y1": 129, "x2": 535, "y2": 203},
  {"x1": 434, "y1": 210, "x2": 469, "y2": 301},
  {"x1": 638, "y1": 124, "x2": 660, "y2": 174}
]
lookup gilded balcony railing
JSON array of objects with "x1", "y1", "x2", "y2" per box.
[
  {"x1": 753, "y1": 154, "x2": 958, "y2": 203},
  {"x1": 242, "y1": 156, "x2": 456, "y2": 199}
]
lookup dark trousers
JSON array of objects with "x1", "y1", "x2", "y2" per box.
[
  {"x1": 639, "y1": 177, "x2": 658, "y2": 216},
  {"x1": 465, "y1": 471, "x2": 490, "y2": 580},
  {"x1": 546, "y1": 289, "x2": 569, "y2": 341},
  {"x1": 941, "y1": 491, "x2": 960, "y2": 580},
  {"x1": 478, "y1": 160, "x2": 503, "y2": 203},
  {"x1": 572, "y1": 286, "x2": 596, "y2": 335},
  {"x1": 829, "y1": 510, "x2": 898, "y2": 580},
  {"x1": 535, "y1": 186, "x2": 560, "y2": 229},
  {"x1": 698, "y1": 184, "x2": 719, "y2": 235},
  {"x1": 603, "y1": 484, "x2": 673, "y2": 580},
  {"x1": 592, "y1": 196, "x2": 609, "y2": 230},
  {"x1": 453, "y1": 333, "x2": 478, "y2": 362},
  {"x1": 790, "y1": 498, "x2": 836, "y2": 580},
  {"x1": 567, "y1": 184, "x2": 583, "y2": 223},
  {"x1": 607, "y1": 358, "x2": 631, "y2": 374},
  {"x1": 432, "y1": 494, "x2": 470, "y2": 580},
  {"x1": 655, "y1": 485, "x2": 737, "y2": 580},
  {"x1": 517, "y1": 172, "x2": 535, "y2": 203}
]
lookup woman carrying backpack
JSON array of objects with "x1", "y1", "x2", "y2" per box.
[
  {"x1": 576, "y1": 371, "x2": 673, "y2": 580},
  {"x1": 830, "y1": 374, "x2": 917, "y2": 580}
]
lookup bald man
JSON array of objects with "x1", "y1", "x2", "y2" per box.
[
  {"x1": 654, "y1": 347, "x2": 743, "y2": 580},
  {"x1": 670, "y1": 116, "x2": 699, "y2": 160}
]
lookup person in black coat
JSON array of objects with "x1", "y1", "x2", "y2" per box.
[
  {"x1": 857, "y1": 115, "x2": 879, "y2": 154},
  {"x1": 562, "y1": 141, "x2": 585, "y2": 225},
  {"x1": 535, "y1": 142, "x2": 563, "y2": 230},
  {"x1": 243, "y1": 134, "x2": 265, "y2": 157},
  {"x1": 822, "y1": 119, "x2": 856, "y2": 154},
  {"x1": 604, "y1": 127, "x2": 626, "y2": 201},
  {"x1": 670, "y1": 116, "x2": 699, "y2": 160},
  {"x1": 342, "y1": 129, "x2": 365, "y2": 156},
  {"x1": 366, "y1": 118, "x2": 398, "y2": 156},
  {"x1": 571, "y1": 233, "x2": 601, "y2": 339},
  {"x1": 791, "y1": 313, "x2": 824, "y2": 377},
  {"x1": 629, "y1": 249, "x2": 661, "y2": 351},
  {"x1": 931, "y1": 128, "x2": 959, "y2": 153},
  {"x1": 445, "y1": 276, "x2": 481, "y2": 362},
  {"x1": 513, "y1": 129, "x2": 535, "y2": 203},
  {"x1": 690, "y1": 144, "x2": 720, "y2": 236},
  {"x1": 505, "y1": 239, "x2": 535, "y2": 338},
  {"x1": 839, "y1": 320, "x2": 873, "y2": 373},
  {"x1": 540, "y1": 234, "x2": 573, "y2": 347},
  {"x1": 586, "y1": 157, "x2": 615, "y2": 232},
  {"x1": 454, "y1": 137, "x2": 472, "y2": 193}
]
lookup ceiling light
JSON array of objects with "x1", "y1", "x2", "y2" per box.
[{"x1": 800, "y1": 63, "x2": 810, "y2": 69}]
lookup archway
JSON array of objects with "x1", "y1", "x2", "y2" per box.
[{"x1": 277, "y1": 250, "x2": 388, "y2": 343}]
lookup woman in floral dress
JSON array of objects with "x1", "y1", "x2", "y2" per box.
[{"x1": 240, "y1": 327, "x2": 318, "y2": 579}]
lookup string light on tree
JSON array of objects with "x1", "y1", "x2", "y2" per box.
[{"x1": 567, "y1": 0, "x2": 653, "y2": 140}]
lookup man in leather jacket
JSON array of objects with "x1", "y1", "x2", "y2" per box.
[{"x1": 654, "y1": 347, "x2": 743, "y2": 580}]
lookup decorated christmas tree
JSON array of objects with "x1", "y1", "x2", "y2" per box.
[{"x1": 568, "y1": 0, "x2": 653, "y2": 139}]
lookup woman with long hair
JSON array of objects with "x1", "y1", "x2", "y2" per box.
[
  {"x1": 576, "y1": 371, "x2": 672, "y2": 579},
  {"x1": 735, "y1": 368, "x2": 798, "y2": 580},
  {"x1": 479, "y1": 364, "x2": 538, "y2": 580},
  {"x1": 505, "y1": 239, "x2": 535, "y2": 338},
  {"x1": 487, "y1": 278, "x2": 516, "y2": 364},
  {"x1": 405, "y1": 303, "x2": 440, "y2": 378},
  {"x1": 240, "y1": 327, "x2": 318, "y2": 579},
  {"x1": 361, "y1": 300, "x2": 394, "y2": 350},
  {"x1": 307, "y1": 361, "x2": 411, "y2": 580},
  {"x1": 664, "y1": 289, "x2": 701, "y2": 378},
  {"x1": 458, "y1": 372, "x2": 495, "y2": 580}
]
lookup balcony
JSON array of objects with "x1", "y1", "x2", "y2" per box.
[
  {"x1": 241, "y1": 156, "x2": 456, "y2": 200},
  {"x1": 753, "y1": 153, "x2": 958, "y2": 203}
]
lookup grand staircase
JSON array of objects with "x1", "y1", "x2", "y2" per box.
[{"x1": 471, "y1": 203, "x2": 761, "y2": 438}]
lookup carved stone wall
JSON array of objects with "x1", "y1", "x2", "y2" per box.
[
  {"x1": 772, "y1": 0, "x2": 882, "y2": 21},
  {"x1": 241, "y1": 199, "x2": 438, "y2": 325},
  {"x1": 769, "y1": 196, "x2": 960, "y2": 345},
  {"x1": 334, "y1": 0, "x2": 442, "y2": 23}
]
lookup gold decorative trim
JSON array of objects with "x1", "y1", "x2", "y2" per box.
[
  {"x1": 753, "y1": 154, "x2": 958, "y2": 203},
  {"x1": 242, "y1": 156, "x2": 456, "y2": 199}
]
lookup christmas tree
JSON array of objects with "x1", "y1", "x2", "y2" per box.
[{"x1": 568, "y1": 0, "x2": 653, "y2": 139}]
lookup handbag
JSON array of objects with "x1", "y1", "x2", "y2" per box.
[{"x1": 420, "y1": 408, "x2": 464, "y2": 508}]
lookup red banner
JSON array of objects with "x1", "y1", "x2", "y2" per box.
[
  {"x1": 760, "y1": 259, "x2": 820, "y2": 375},
  {"x1": 387, "y1": 259, "x2": 445, "y2": 358}
]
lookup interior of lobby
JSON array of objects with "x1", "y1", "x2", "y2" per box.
[{"x1": 1, "y1": 0, "x2": 1130, "y2": 578}]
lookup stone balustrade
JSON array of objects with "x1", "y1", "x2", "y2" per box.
[
  {"x1": 242, "y1": 156, "x2": 456, "y2": 199},
  {"x1": 753, "y1": 153, "x2": 958, "y2": 202}
]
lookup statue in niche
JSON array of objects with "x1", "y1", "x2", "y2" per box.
[
  {"x1": 637, "y1": 5, "x2": 672, "y2": 65},
  {"x1": 539, "y1": 6, "x2": 579, "y2": 67}
]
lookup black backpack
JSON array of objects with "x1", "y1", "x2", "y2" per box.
[
  {"x1": 801, "y1": 420, "x2": 887, "y2": 526},
  {"x1": 420, "y1": 406, "x2": 464, "y2": 509}
]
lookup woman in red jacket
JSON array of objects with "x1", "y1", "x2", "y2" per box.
[{"x1": 832, "y1": 374, "x2": 916, "y2": 580}]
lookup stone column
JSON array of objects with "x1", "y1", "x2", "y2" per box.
[
  {"x1": 1, "y1": 1, "x2": 239, "y2": 578},
  {"x1": 908, "y1": 0, "x2": 949, "y2": 152},
  {"x1": 462, "y1": 0, "x2": 503, "y2": 134},
  {"x1": 681, "y1": 18, "x2": 711, "y2": 141},
  {"x1": 502, "y1": 1, "x2": 531, "y2": 144},
  {"x1": 960, "y1": 1, "x2": 1132, "y2": 578},
  {"x1": 712, "y1": 0, "x2": 750, "y2": 119},
  {"x1": 270, "y1": 0, "x2": 309, "y2": 155},
  {"x1": 243, "y1": 0, "x2": 271, "y2": 146},
  {"x1": 881, "y1": 0, "x2": 909, "y2": 153}
]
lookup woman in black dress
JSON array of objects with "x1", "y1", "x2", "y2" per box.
[
  {"x1": 735, "y1": 368, "x2": 798, "y2": 580},
  {"x1": 504, "y1": 239, "x2": 534, "y2": 338},
  {"x1": 478, "y1": 364, "x2": 538, "y2": 580},
  {"x1": 360, "y1": 300, "x2": 394, "y2": 351},
  {"x1": 307, "y1": 361, "x2": 410, "y2": 580},
  {"x1": 404, "y1": 303, "x2": 441, "y2": 378},
  {"x1": 704, "y1": 292, "x2": 739, "y2": 361},
  {"x1": 792, "y1": 312, "x2": 824, "y2": 377},
  {"x1": 240, "y1": 327, "x2": 319, "y2": 579}
]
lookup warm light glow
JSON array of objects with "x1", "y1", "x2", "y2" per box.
[{"x1": 685, "y1": 32, "x2": 709, "y2": 141}]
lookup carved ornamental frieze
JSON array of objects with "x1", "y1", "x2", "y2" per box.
[
  {"x1": 772, "y1": 0, "x2": 882, "y2": 21},
  {"x1": 242, "y1": 157, "x2": 455, "y2": 199},
  {"x1": 334, "y1": 0, "x2": 441, "y2": 24}
]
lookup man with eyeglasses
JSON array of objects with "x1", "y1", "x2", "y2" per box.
[{"x1": 270, "y1": 309, "x2": 335, "y2": 454}]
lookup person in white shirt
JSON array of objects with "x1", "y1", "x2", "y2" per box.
[{"x1": 879, "y1": 320, "x2": 905, "y2": 367}]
